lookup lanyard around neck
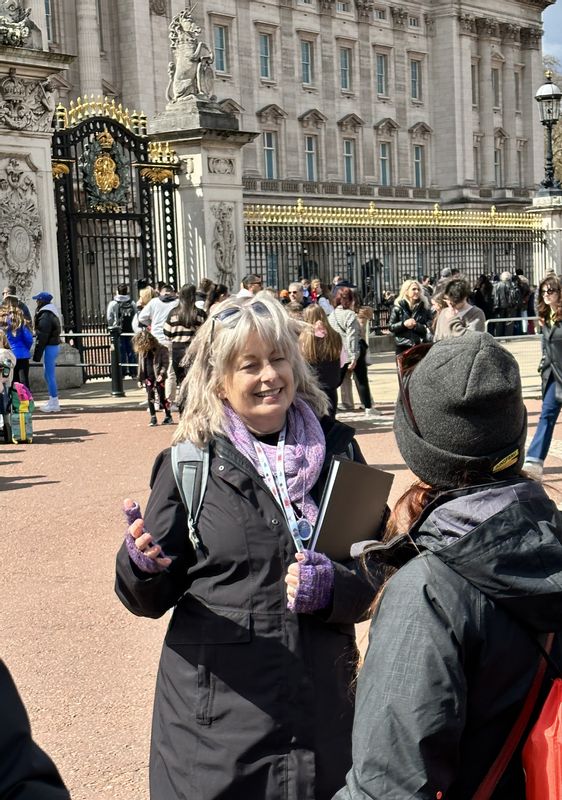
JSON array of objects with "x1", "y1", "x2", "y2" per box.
[{"x1": 253, "y1": 427, "x2": 305, "y2": 552}]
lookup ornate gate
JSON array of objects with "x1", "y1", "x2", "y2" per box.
[{"x1": 51, "y1": 98, "x2": 180, "y2": 376}]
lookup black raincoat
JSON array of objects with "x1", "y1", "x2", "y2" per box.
[
  {"x1": 335, "y1": 478, "x2": 562, "y2": 800},
  {"x1": 115, "y1": 418, "x2": 376, "y2": 800}
]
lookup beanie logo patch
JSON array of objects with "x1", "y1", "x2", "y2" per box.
[{"x1": 492, "y1": 449, "x2": 519, "y2": 473}]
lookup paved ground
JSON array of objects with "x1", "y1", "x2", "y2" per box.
[{"x1": 1, "y1": 347, "x2": 561, "y2": 800}]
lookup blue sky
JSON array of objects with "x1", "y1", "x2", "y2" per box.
[{"x1": 544, "y1": 2, "x2": 562, "y2": 65}]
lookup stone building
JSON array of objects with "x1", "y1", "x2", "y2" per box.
[{"x1": 39, "y1": 0, "x2": 553, "y2": 208}]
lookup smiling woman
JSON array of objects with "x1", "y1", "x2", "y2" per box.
[{"x1": 115, "y1": 296, "x2": 379, "y2": 800}]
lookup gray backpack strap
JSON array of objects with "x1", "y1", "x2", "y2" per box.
[{"x1": 171, "y1": 441, "x2": 210, "y2": 551}]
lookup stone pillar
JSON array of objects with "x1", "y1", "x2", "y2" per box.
[
  {"x1": 0, "y1": 48, "x2": 73, "y2": 306},
  {"x1": 390, "y1": 7, "x2": 409, "y2": 185},
  {"x1": 500, "y1": 23, "x2": 519, "y2": 187},
  {"x1": 76, "y1": 0, "x2": 103, "y2": 97},
  {"x1": 319, "y1": 6, "x2": 337, "y2": 181},
  {"x1": 150, "y1": 107, "x2": 257, "y2": 291},
  {"x1": 476, "y1": 18, "x2": 497, "y2": 187},
  {"x1": 527, "y1": 198, "x2": 562, "y2": 284},
  {"x1": 116, "y1": 0, "x2": 156, "y2": 118},
  {"x1": 521, "y1": 26, "x2": 545, "y2": 188}
]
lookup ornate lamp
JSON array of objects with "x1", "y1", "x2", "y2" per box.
[{"x1": 535, "y1": 71, "x2": 562, "y2": 195}]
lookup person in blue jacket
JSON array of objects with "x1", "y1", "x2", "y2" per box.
[{"x1": 0, "y1": 296, "x2": 33, "y2": 388}]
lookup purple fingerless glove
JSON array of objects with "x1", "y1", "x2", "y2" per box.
[
  {"x1": 287, "y1": 550, "x2": 335, "y2": 614},
  {"x1": 122, "y1": 499, "x2": 168, "y2": 574}
]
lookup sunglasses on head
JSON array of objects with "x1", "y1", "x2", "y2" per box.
[
  {"x1": 396, "y1": 343, "x2": 433, "y2": 437},
  {"x1": 210, "y1": 300, "x2": 271, "y2": 342}
]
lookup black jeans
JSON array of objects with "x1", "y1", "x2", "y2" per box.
[
  {"x1": 13, "y1": 358, "x2": 30, "y2": 388},
  {"x1": 340, "y1": 341, "x2": 373, "y2": 409}
]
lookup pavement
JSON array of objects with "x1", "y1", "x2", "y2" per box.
[{"x1": 1, "y1": 344, "x2": 561, "y2": 800}]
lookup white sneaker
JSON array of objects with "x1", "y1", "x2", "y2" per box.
[
  {"x1": 40, "y1": 397, "x2": 61, "y2": 413},
  {"x1": 365, "y1": 407, "x2": 386, "y2": 419},
  {"x1": 523, "y1": 461, "x2": 543, "y2": 480}
]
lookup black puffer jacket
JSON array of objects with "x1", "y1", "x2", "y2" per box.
[
  {"x1": 33, "y1": 305, "x2": 61, "y2": 362},
  {"x1": 334, "y1": 479, "x2": 562, "y2": 800},
  {"x1": 388, "y1": 300, "x2": 433, "y2": 352},
  {"x1": 115, "y1": 418, "x2": 376, "y2": 800}
]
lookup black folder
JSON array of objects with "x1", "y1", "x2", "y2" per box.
[{"x1": 310, "y1": 457, "x2": 394, "y2": 561}]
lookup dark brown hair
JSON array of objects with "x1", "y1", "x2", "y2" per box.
[
  {"x1": 334, "y1": 287, "x2": 354, "y2": 309},
  {"x1": 536, "y1": 276, "x2": 562, "y2": 325}
]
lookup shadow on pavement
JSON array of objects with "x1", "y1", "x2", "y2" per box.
[
  {"x1": 33, "y1": 428, "x2": 107, "y2": 445},
  {"x1": 0, "y1": 474, "x2": 60, "y2": 491}
]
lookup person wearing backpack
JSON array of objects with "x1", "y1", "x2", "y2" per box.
[
  {"x1": 492, "y1": 271, "x2": 519, "y2": 337},
  {"x1": 334, "y1": 333, "x2": 562, "y2": 800},
  {"x1": 115, "y1": 297, "x2": 377, "y2": 800},
  {"x1": 106, "y1": 283, "x2": 137, "y2": 378}
]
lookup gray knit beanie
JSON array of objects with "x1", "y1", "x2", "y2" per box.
[{"x1": 394, "y1": 332, "x2": 527, "y2": 488}]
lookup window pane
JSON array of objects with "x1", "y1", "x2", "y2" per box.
[
  {"x1": 301, "y1": 40, "x2": 313, "y2": 84},
  {"x1": 44, "y1": 0, "x2": 53, "y2": 41},
  {"x1": 264, "y1": 131, "x2": 277, "y2": 178},
  {"x1": 305, "y1": 135, "x2": 317, "y2": 181},
  {"x1": 471, "y1": 64, "x2": 479, "y2": 106},
  {"x1": 376, "y1": 53, "x2": 387, "y2": 95},
  {"x1": 379, "y1": 142, "x2": 391, "y2": 186},
  {"x1": 343, "y1": 138, "x2": 355, "y2": 183},
  {"x1": 340, "y1": 48, "x2": 351, "y2": 90},
  {"x1": 260, "y1": 34, "x2": 272, "y2": 79},
  {"x1": 214, "y1": 26, "x2": 227, "y2": 73},
  {"x1": 491, "y1": 68, "x2": 501, "y2": 107},
  {"x1": 410, "y1": 60, "x2": 422, "y2": 100},
  {"x1": 414, "y1": 144, "x2": 424, "y2": 188}
]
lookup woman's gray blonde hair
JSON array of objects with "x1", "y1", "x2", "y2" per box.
[
  {"x1": 174, "y1": 296, "x2": 329, "y2": 447},
  {"x1": 395, "y1": 279, "x2": 430, "y2": 310}
]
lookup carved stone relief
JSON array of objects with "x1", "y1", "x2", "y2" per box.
[
  {"x1": 0, "y1": 157, "x2": 42, "y2": 298},
  {"x1": 424, "y1": 14, "x2": 434, "y2": 36},
  {"x1": 0, "y1": 0, "x2": 31, "y2": 47},
  {"x1": 476, "y1": 17, "x2": 500, "y2": 39},
  {"x1": 0, "y1": 69, "x2": 56, "y2": 133},
  {"x1": 355, "y1": 0, "x2": 374, "y2": 18},
  {"x1": 390, "y1": 7, "x2": 408, "y2": 28},
  {"x1": 458, "y1": 14, "x2": 476, "y2": 35},
  {"x1": 149, "y1": 0, "x2": 167, "y2": 16},
  {"x1": 208, "y1": 157, "x2": 235, "y2": 175},
  {"x1": 211, "y1": 202, "x2": 236, "y2": 291},
  {"x1": 500, "y1": 23, "x2": 520, "y2": 44},
  {"x1": 520, "y1": 27, "x2": 542, "y2": 50}
]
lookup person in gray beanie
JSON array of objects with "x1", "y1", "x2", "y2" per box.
[{"x1": 334, "y1": 332, "x2": 562, "y2": 800}]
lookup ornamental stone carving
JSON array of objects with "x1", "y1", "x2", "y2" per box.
[
  {"x1": 458, "y1": 14, "x2": 476, "y2": 35},
  {"x1": 208, "y1": 157, "x2": 235, "y2": 175},
  {"x1": 320, "y1": 0, "x2": 336, "y2": 11},
  {"x1": 390, "y1": 7, "x2": 408, "y2": 28},
  {"x1": 424, "y1": 14, "x2": 435, "y2": 36},
  {"x1": 500, "y1": 23, "x2": 520, "y2": 43},
  {"x1": 476, "y1": 17, "x2": 500, "y2": 39},
  {"x1": 0, "y1": 69, "x2": 56, "y2": 133},
  {"x1": 520, "y1": 27, "x2": 542, "y2": 50},
  {"x1": 0, "y1": 157, "x2": 42, "y2": 298},
  {"x1": 149, "y1": 0, "x2": 167, "y2": 15},
  {"x1": 0, "y1": 0, "x2": 31, "y2": 47},
  {"x1": 211, "y1": 202, "x2": 236, "y2": 291},
  {"x1": 355, "y1": 0, "x2": 374, "y2": 18},
  {"x1": 166, "y1": 5, "x2": 215, "y2": 103}
]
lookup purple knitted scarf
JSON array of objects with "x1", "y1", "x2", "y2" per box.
[{"x1": 223, "y1": 397, "x2": 325, "y2": 524}]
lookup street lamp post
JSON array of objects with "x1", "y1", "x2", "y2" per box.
[{"x1": 535, "y1": 71, "x2": 562, "y2": 196}]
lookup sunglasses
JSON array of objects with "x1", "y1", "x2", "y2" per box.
[
  {"x1": 542, "y1": 287, "x2": 558, "y2": 295},
  {"x1": 396, "y1": 343, "x2": 433, "y2": 436},
  {"x1": 210, "y1": 300, "x2": 270, "y2": 342}
]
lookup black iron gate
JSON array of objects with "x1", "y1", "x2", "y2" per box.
[{"x1": 51, "y1": 100, "x2": 180, "y2": 377}]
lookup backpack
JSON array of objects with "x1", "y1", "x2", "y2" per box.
[
  {"x1": 171, "y1": 441, "x2": 210, "y2": 551},
  {"x1": 507, "y1": 279, "x2": 522, "y2": 310},
  {"x1": 118, "y1": 299, "x2": 135, "y2": 333}
]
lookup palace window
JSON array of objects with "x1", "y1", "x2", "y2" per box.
[
  {"x1": 471, "y1": 63, "x2": 479, "y2": 107},
  {"x1": 305, "y1": 135, "x2": 318, "y2": 181},
  {"x1": 336, "y1": 2, "x2": 351, "y2": 11},
  {"x1": 340, "y1": 47, "x2": 352, "y2": 91},
  {"x1": 214, "y1": 25, "x2": 229, "y2": 73},
  {"x1": 260, "y1": 33, "x2": 273, "y2": 80},
  {"x1": 375, "y1": 8, "x2": 386, "y2": 20},
  {"x1": 376, "y1": 53, "x2": 388, "y2": 95},
  {"x1": 44, "y1": 0, "x2": 54, "y2": 42},
  {"x1": 413, "y1": 144, "x2": 425, "y2": 188},
  {"x1": 379, "y1": 141, "x2": 392, "y2": 186},
  {"x1": 410, "y1": 58, "x2": 422, "y2": 101},
  {"x1": 494, "y1": 147, "x2": 503, "y2": 187},
  {"x1": 515, "y1": 71, "x2": 522, "y2": 112},
  {"x1": 491, "y1": 67, "x2": 501, "y2": 109},
  {"x1": 343, "y1": 138, "x2": 356, "y2": 183},
  {"x1": 263, "y1": 131, "x2": 278, "y2": 179},
  {"x1": 409, "y1": 16, "x2": 420, "y2": 28},
  {"x1": 301, "y1": 40, "x2": 314, "y2": 85}
]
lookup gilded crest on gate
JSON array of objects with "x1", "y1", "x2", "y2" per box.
[{"x1": 80, "y1": 127, "x2": 130, "y2": 212}]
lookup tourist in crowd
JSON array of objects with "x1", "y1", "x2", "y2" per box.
[
  {"x1": 237, "y1": 274, "x2": 262, "y2": 298},
  {"x1": 335, "y1": 332, "x2": 562, "y2": 800},
  {"x1": 328, "y1": 286, "x2": 380, "y2": 417},
  {"x1": 491, "y1": 271, "x2": 519, "y2": 337},
  {"x1": 138, "y1": 284, "x2": 179, "y2": 406},
  {"x1": 32, "y1": 291, "x2": 62, "y2": 413},
  {"x1": 287, "y1": 281, "x2": 311, "y2": 308},
  {"x1": 2, "y1": 284, "x2": 31, "y2": 324},
  {"x1": 523, "y1": 275, "x2": 562, "y2": 479},
  {"x1": 163, "y1": 284, "x2": 206, "y2": 388},
  {"x1": 195, "y1": 277, "x2": 214, "y2": 310},
  {"x1": 433, "y1": 278, "x2": 486, "y2": 340},
  {"x1": 0, "y1": 296, "x2": 33, "y2": 388},
  {"x1": 115, "y1": 296, "x2": 375, "y2": 800},
  {"x1": 470, "y1": 273, "x2": 494, "y2": 320},
  {"x1": 106, "y1": 282, "x2": 137, "y2": 378},
  {"x1": 388, "y1": 279, "x2": 433, "y2": 354},
  {"x1": 310, "y1": 278, "x2": 334, "y2": 315},
  {"x1": 300, "y1": 304, "x2": 342, "y2": 418},
  {"x1": 285, "y1": 300, "x2": 305, "y2": 320},
  {"x1": 132, "y1": 284, "x2": 157, "y2": 332},
  {"x1": 132, "y1": 329, "x2": 173, "y2": 427},
  {"x1": 515, "y1": 268, "x2": 532, "y2": 334},
  {"x1": 205, "y1": 283, "x2": 228, "y2": 313}
]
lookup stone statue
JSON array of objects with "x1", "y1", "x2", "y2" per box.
[
  {"x1": 166, "y1": 5, "x2": 215, "y2": 103},
  {"x1": 0, "y1": 0, "x2": 31, "y2": 46}
]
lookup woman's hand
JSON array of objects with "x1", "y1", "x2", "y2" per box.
[
  {"x1": 285, "y1": 550, "x2": 335, "y2": 614},
  {"x1": 123, "y1": 499, "x2": 172, "y2": 573},
  {"x1": 404, "y1": 318, "x2": 417, "y2": 329},
  {"x1": 347, "y1": 359, "x2": 357, "y2": 372}
]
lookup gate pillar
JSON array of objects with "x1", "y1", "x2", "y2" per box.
[
  {"x1": 0, "y1": 40, "x2": 72, "y2": 306},
  {"x1": 528, "y1": 196, "x2": 562, "y2": 284},
  {"x1": 150, "y1": 105, "x2": 257, "y2": 293}
]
